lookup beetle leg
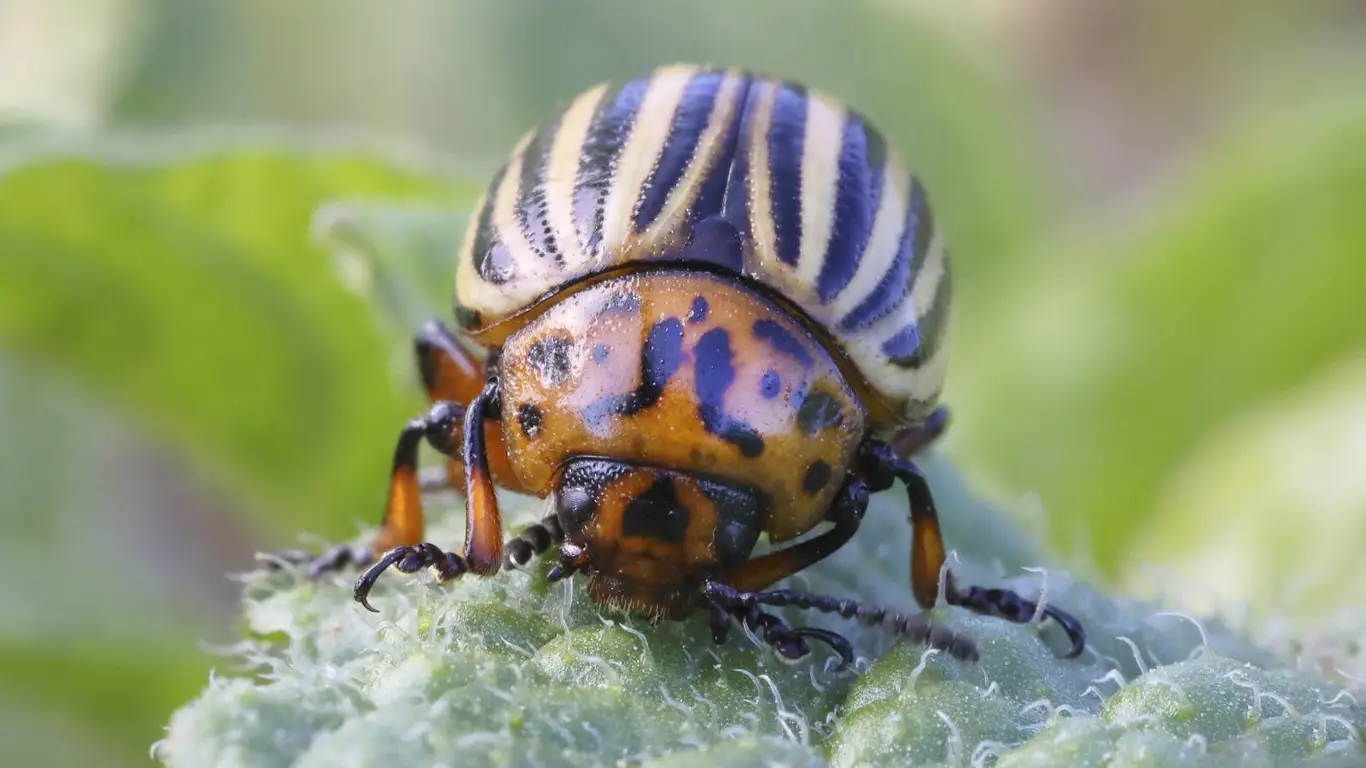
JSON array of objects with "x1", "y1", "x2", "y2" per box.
[
  {"x1": 415, "y1": 320, "x2": 521, "y2": 493},
  {"x1": 354, "y1": 541, "x2": 469, "y2": 612},
  {"x1": 719, "y1": 476, "x2": 870, "y2": 592},
  {"x1": 888, "y1": 405, "x2": 950, "y2": 457},
  {"x1": 503, "y1": 514, "x2": 565, "y2": 570},
  {"x1": 456, "y1": 377, "x2": 504, "y2": 575},
  {"x1": 862, "y1": 440, "x2": 1087, "y2": 659},
  {"x1": 701, "y1": 580, "x2": 978, "y2": 663},
  {"x1": 349, "y1": 378, "x2": 507, "y2": 610},
  {"x1": 273, "y1": 399, "x2": 467, "y2": 580}
]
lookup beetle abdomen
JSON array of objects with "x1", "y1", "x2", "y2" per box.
[{"x1": 455, "y1": 65, "x2": 950, "y2": 428}]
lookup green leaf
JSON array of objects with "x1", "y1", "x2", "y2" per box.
[
  {"x1": 1123, "y1": 347, "x2": 1366, "y2": 668},
  {"x1": 0, "y1": 140, "x2": 477, "y2": 539},
  {"x1": 949, "y1": 100, "x2": 1366, "y2": 576}
]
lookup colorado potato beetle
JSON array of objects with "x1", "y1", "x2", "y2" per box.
[{"x1": 286, "y1": 65, "x2": 1084, "y2": 667}]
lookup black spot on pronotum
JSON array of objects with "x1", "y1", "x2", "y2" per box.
[
  {"x1": 796, "y1": 391, "x2": 844, "y2": 435},
  {"x1": 526, "y1": 335, "x2": 574, "y2": 386},
  {"x1": 759, "y1": 369, "x2": 781, "y2": 399},
  {"x1": 592, "y1": 343, "x2": 611, "y2": 365},
  {"x1": 752, "y1": 319, "x2": 813, "y2": 368},
  {"x1": 517, "y1": 403, "x2": 544, "y2": 439},
  {"x1": 621, "y1": 476, "x2": 690, "y2": 543},
  {"x1": 693, "y1": 328, "x2": 765, "y2": 457},
  {"x1": 583, "y1": 317, "x2": 684, "y2": 428},
  {"x1": 802, "y1": 460, "x2": 832, "y2": 495},
  {"x1": 601, "y1": 290, "x2": 643, "y2": 317},
  {"x1": 687, "y1": 296, "x2": 709, "y2": 324}
]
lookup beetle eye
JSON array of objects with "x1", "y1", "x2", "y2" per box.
[{"x1": 556, "y1": 486, "x2": 597, "y2": 532}]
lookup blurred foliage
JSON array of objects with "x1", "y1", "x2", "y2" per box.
[
  {"x1": 1, "y1": 0, "x2": 1365, "y2": 766},
  {"x1": 0, "y1": 142, "x2": 468, "y2": 536},
  {"x1": 951, "y1": 101, "x2": 1366, "y2": 591}
]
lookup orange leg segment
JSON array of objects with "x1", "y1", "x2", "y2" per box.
[{"x1": 415, "y1": 319, "x2": 521, "y2": 492}]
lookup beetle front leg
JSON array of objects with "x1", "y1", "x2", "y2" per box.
[
  {"x1": 353, "y1": 377, "x2": 507, "y2": 610},
  {"x1": 309, "y1": 398, "x2": 469, "y2": 580},
  {"x1": 861, "y1": 440, "x2": 1086, "y2": 658}
]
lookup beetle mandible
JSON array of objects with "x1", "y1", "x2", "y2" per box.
[{"x1": 283, "y1": 65, "x2": 1085, "y2": 667}]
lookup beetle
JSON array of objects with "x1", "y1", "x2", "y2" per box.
[{"x1": 285, "y1": 64, "x2": 1085, "y2": 667}]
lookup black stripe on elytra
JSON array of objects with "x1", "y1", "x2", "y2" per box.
[
  {"x1": 621, "y1": 475, "x2": 690, "y2": 543},
  {"x1": 515, "y1": 115, "x2": 564, "y2": 265},
  {"x1": 686, "y1": 75, "x2": 751, "y2": 235},
  {"x1": 839, "y1": 178, "x2": 929, "y2": 332},
  {"x1": 768, "y1": 83, "x2": 808, "y2": 267},
  {"x1": 720, "y1": 81, "x2": 765, "y2": 254},
  {"x1": 574, "y1": 78, "x2": 647, "y2": 255},
  {"x1": 815, "y1": 114, "x2": 885, "y2": 303},
  {"x1": 883, "y1": 262, "x2": 951, "y2": 369},
  {"x1": 634, "y1": 70, "x2": 724, "y2": 231},
  {"x1": 694, "y1": 328, "x2": 765, "y2": 458},
  {"x1": 583, "y1": 317, "x2": 685, "y2": 429},
  {"x1": 796, "y1": 390, "x2": 844, "y2": 436},
  {"x1": 680, "y1": 215, "x2": 744, "y2": 272},
  {"x1": 751, "y1": 318, "x2": 813, "y2": 368},
  {"x1": 473, "y1": 164, "x2": 514, "y2": 284}
]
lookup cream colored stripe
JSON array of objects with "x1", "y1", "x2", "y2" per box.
[
  {"x1": 637, "y1": 70, "x2": 745, "y2": 250},
  {"x1": 849, "y1": 225, "x2": 948, "y2": 347},
  {"x1": 453, "y1": 187, "x2": 493, "y2": 312},
  {"x1": 826, "y1": 155, "x2": 909, "y2": 320},
  {"x1": 744, "y1": 81, "x2": 781, "y2": 279},
  {"x1": 905, "y1": 314, "x2": 952, "y2": 400},
  {"x1": 544, "y1": 84, "x2": 607, "y2": 271},
  {"x1": 793, "y1": 91, "x2": 845, "y2": 289},
  {"x1": 598, "y1": 66, "x2": 693, "y2": 256}
]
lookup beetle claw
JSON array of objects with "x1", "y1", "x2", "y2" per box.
[
  {"x1": 351, "y1": 544, "x2": 468, "y2": 612},
  {"x1": 1041, "y1": 604, "x2": 1087, "y2": 659}
]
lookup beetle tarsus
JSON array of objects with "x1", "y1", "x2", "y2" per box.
[
  {"x1": 352, "y1": 542, "x2": 468, "y2": 612},
  {"x1": 710, "y1": 601, "x2": 856, "y2": 670},
  {"x1": 504, "y1": 515, "x2": 565, "y2": 570},
  {"x1": 305, "y1": 544, "x2": 373, "y2": 580},
  {"x1": 948, "y1": 584, "x2": 1086, "y2": 658},
  {"x1": 702, "y1": 580, "x2": 978, "y2": 663},
  {"x1": 859, "y1": 439, "x2": 1087, "y2": 659}
]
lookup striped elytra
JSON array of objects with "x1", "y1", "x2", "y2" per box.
[{"x1": 455, "y1": 64, "x2": 951, "y2": 430}]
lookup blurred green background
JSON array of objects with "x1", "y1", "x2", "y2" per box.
[{"x1": 2, "y1": 1, "x2": 1365, "y2": 765}]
